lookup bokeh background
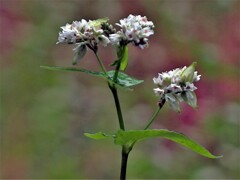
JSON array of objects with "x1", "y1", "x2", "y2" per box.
[{"x1": 1, "y1": 0, "x2": 240, "y2": 179}]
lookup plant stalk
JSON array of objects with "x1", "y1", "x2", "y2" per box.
[
  {"x1": 96, "y1": 46, "x2": 129, "y2": 179},
  {"x1": 109, "y1": 84, "x2": 125, "y2": 130},
  {"x1": 113, "y1": 58, "x2": 121, "y2": 82},
  {"x1": 120, "y1": 147, "x2": 129, "y2": 180},
  {"x1": 144, "y1": 106, "x2": 161, "y2": 130},
  {"x1": 94, "y1": 52, "x2": 108, "y2": 76},
  {"x1": 144, "y1": 99, "x2": 165, "y2": 130}
]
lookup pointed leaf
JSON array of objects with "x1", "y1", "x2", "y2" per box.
[
  {"x1": 114, "y1": 129, "x2": 222, "y2": 159},
  {"x1": 40, "y1": 66, "x2": 143, "y2": 90},
  {"x1": 40, "y1": 66, "x2": 103, "y2": 77},
  {"x1": 84, "y1": 132, "x2": 113, "y2": 140},
  {"x1": 107, "y1": 71, "x2": 144, "y2": 88}
]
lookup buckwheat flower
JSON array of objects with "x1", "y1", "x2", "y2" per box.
[
  {"x1": 109, "y1": 14, "x2": 154, "y2": 49},
  {"x1": 153, "y1": 62, "x2": 201, "y2": 112},
  {"x1": 57, "y1": 18, "x2": 111, "y2": 64},
  {"x1": 57, "y1": 24, "x2": 79, "y2": 44}
]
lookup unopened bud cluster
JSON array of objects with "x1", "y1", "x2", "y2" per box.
[{"x1": 153, "y1": 63, "x2": 201, "y2": 112}]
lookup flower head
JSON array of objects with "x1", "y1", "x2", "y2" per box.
[
  {"x1": 57, "y1": 18, "x2": 111, "y2": 64},
  {"x1": 153, "y1": 62, "x2": 201, "y2": 112},
  {"x1": 57, "y1": 19, "x2": 110, "y2": 46},
  {"x1": 109, "y1": 14, "x2": 154, "y2": 49}
]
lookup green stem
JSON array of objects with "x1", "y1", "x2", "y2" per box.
[
  {"x1": 113, "y1": 45, "x2": 125, "y2": 82},
  {"x1": 144, "y1": 106, "x2": 161, "y2": 130},
  {"x1": 94, "y1": 52, "x2": 108, "y2": 76},
  {"x1": 113, "y1": 62, "x2": 121, "y2": 82},
  {"x1": 120, "y1": 147, "x2": 129, "y2": 180},
  {"x1": 102, "y1": 45, "x2": 129, "y2": 179},
  {"x1": 109, "y1": 84, "x2": 125, "y2": 130}
]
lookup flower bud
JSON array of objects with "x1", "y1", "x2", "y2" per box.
[{"x1": 180, "y1": 62, "x2": 197, "y2": 83}]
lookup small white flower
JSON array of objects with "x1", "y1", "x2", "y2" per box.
[
  {"x1": 193, "y1": 71, "x2": 201, "y2": 82},
  {"x1": 183, "y1": 82, "x2": 197, "y2": 91},
  {"x1": 153, "y1": 88, "x2": 164, "y2": 96},
  {"x1": 72, "y1": 19, "x2": 89, "y2": 32},
  {"x1": 109, "y1": 33, "x2": 122, "y2": 45},
  {"x1": 57, "y1": 24, "x2": 78, "y2": 44},
  {"x1": 153, "y1": 75, "x2": 164, "y2": 86},
  {"x1": 166, "y1": 84, "x2": 182, "y2": 93},
  {"x1": 97, "y1": 35, "x2": 110, "y2": 47}
]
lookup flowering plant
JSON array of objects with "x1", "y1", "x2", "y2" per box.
[{"x1": 41, "y1": 15, "x2": 222, "y2": 179}]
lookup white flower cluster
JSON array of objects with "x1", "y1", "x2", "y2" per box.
[
  {"x1": 153, "y1": 63, "x2": 201, "y2": 112},
  {"x1": 57, "y1": 15, "x2": 154, "y2": 65},
  {"x1": 57, "y1": 19, "x2": 110, "y2": 46},
  {"x1": 57, "y1": 19, "x2": 111, "y2": 65},
  {"x1": 110, "y1": 14, "x2": 154, "y2": 49}
]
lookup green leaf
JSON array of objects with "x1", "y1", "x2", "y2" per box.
[
  {"x1": 114, "y1": 129, "x2": 222, "y2": 159},
  {"x1": 107, "y1": 71, "x2": 144, "y2": 88},
  {"x1": 40, "y1": 66, "x2": 143, "y2": 90},
  {"x1": 181, "y1": 62, "x2": 197, "y2": 83},
  {"x1": 119, "y1": 46, "x2": 129, "y2": 71},
  {"x1": 88, "y1": 17, "x2": 109, "y2": 27},
  {"x1": 84, "y1": 132, "x2": 113, "y2": 140},
  {"x1": 40, "y1": 66, "x2": 103, "y2": 77},
  {"x1": 114, "y1": 45, "x2": 129, "y2": 71}
]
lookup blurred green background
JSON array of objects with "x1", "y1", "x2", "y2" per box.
[{"x1": 1, "y1": 0, "x2": 240, "y2": 179}]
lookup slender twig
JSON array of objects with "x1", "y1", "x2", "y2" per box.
[
  {"x1": 144, "y1": 99, "x2": 165, "y2": 130},
  {"x1": 144, "y1": 106, "x2": 161, "y2": 130},
  {"x1": 94, "y1": 52, "x2": 108, "y2": 76}
]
